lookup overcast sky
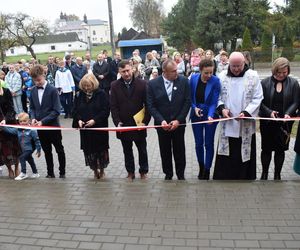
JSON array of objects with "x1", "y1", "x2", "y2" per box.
[{"x1": 2, "y1": 0, "x2": 285, "y2": 33}]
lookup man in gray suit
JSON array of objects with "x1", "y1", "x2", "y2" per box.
[{"x1": 147, "y1": 59, "x2": 191, "y2": 180}]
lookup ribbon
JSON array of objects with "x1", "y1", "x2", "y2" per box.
[{"x1": 0, "y1": 116, "x2": 299, "y2": 132}]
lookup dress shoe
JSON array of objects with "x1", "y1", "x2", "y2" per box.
[
  {"x1": 140, "y1": 173, "x2": 147, "y2": 180},
  {"x1": 164, "y1": 175, "x2": 172, "y2": 180},
  {"x1": 45, "y1": 174, "x2": 55, "y2": 178},
  {"x1": 127, "y1": 173, "x2": 135, "y2": 181},
  {"x1": 59, "y1": 174, "x2": 66, "y2": 179},
  {"x1": 177, "y1": 176, "x2": 185, "y2": 180},
  {"x1": 274, "y1": 173, "x2": 281, "y2": 180},
  {"x1": 260, "y1": 172, "x2": 268, "y2": 180}
]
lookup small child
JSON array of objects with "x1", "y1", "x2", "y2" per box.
[{"x1": 2, "y1": 112, "x2": 41, "y2": 180}]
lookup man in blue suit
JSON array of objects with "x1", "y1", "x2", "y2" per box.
[
  {"x1": 30, "y1": 65, "x2": 66, "y2": 178},
  {"x1": 147, "y1": 59, "x2": 191, "y2": 180}
]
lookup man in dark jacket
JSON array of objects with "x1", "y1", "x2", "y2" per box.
[
  {"x1": 147, "y1": 59, "x2": 191, "y2": 180},
  {"x1": 71, "y1": 57, "x2": 88, "y2": 91},
  {"x1": 109, "y1": 52, "x2": 121, "y2": 82},
  {"x1": 93, "y1": 53, "x2": 110, "y2": 95},
  {"x1": 47, "y1": 56, "x2": 58, "y2": 79},
  {"x1": 110, "y1": 60, "x2": 151, "y2": 180}
]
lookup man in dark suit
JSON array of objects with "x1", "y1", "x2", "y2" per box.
[
  {"x1": 30, "y1": 65, "x2": 66, "y2": 178},
  {"x1": 110, "y1": 60, "x2": 151, "y2": 180},
  {"x1": 47, "y1": 56, "x2": 58, "y2": 80},
  {"x1": 147, "y1": 59, "x2": 191, "y2": 180},
  {"x1": 93, "y1": 53, "x2": 110, "y2": 95},
  {"x1": 109, "y1": 52, "x2": 121, "y2": 82}
]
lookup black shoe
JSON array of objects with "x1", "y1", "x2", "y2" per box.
[
  {"x1": 260, "y1": 172, "x2": 268, "y2": 180},
  {"x1": 59, "y1": 174, "x2": 66, "y2": 179},
  {"x1": 203, "y1": 169, "x2": 210, "y2": 180},
  {"x1": 178, "y1": 176, "x2": 185, "y2": 180},
  {"x1": 164, "y1": 175, "x2": 172, "y2": 180},
  {"x1": 45, "y1": 174, "x2": 55, "y2": 178},
  {"x1": 198, "y1": 164, "x2": 205, "y2": 180},
  {"x1": 274, "y1": 173, "x2": 281, "y2": 180},
  {"x1": 64, "y1": 114, "x2": 68, "y2": 119}
]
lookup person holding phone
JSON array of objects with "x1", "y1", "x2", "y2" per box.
[
  {"x1": 189, "y1": 59, "x2": 221, "y2": 180},
  {"x1": 259, "y1": 57, "x2": 300, "y2": 180},
  {"x1": 72, "y1": 73, "x2": 110, "y2": 179}
]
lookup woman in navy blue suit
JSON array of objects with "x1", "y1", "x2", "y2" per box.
[{"x1": 190, "y1": 59, "x2": 221, "y2": 180}]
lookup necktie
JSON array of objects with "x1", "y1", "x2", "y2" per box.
[{"x1": 166, "y1": 81, "x2": 172, "y2": 101}]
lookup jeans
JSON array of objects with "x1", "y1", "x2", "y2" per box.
[
  {"x1": 121, "y1": 138, "x2": 148, "y2": 174},
  {"x1": 60, "y1": 92, "x2": 73, "y2": 116},
  {"x1": 19, "y1": 150, "x2": 38, "y2": 174},
  {"x1": 12, "y1": 95, "x2": 23, "y2": 114}
]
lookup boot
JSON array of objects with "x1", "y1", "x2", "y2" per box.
[
  {"x1": 260, "y1": 165, "x2": 269, "y2": 180},
  {"x1": 198, "y1": 163, "x2": 204, "y2": 180},
  {"x1": 260, "y1": 171, "x2": 268, "y2": 180},
  {"x1": 203, "y1": 169, "x2": 210, "y2": 180}
]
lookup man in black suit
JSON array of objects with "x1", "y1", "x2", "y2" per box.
[
  {"x1": 30, "y1": 65, "x2": 66, "y2": 178},
  {"x1": 109, "y1": 52, "x2": 121, "y2": 82},
  {"x1": 147, "y1": 59, "x2": 191, "y2": 180},
  {"x1": 47, "y1": 56, "x2": 58, "y2": 80},
  {"x1": 93, "y1": 53, "x2": 110, "y2": 95}
]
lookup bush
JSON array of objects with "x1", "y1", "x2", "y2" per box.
[{"x1": 242, "y1": 28, "x2": 253, "y2": 51}]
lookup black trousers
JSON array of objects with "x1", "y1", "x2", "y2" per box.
[
  {"x1": 121, "y1": 138, "x2": 148, "y2": 174},
  {"x1": 157, "y1": 127, "x2": 186, "y2": 179},
  {"x1": 38, "y1": 130, "x2": 66, "y2": 176}
]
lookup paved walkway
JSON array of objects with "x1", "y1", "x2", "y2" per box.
[
  {"x1": 1, "y1": 118, "x2": 300, "y2": 250},
  {"x1": 1, "y1": 68, "x2": 300, "y2": 249}
]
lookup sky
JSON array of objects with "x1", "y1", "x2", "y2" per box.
[{"x1": 1, "y1": 0, "x2": 285, "y2": 33}]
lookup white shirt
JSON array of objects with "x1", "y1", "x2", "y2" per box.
[
  {"x1": 55, "y1": 69, "x2": 75, "y2": 93},
  {"x1": 38, "y1": 82, "x2": 47, "y2": 105}
]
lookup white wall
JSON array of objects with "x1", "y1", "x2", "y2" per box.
[
  {"x1": 86, "y1": 24, "x2": 110, "y2": 44},
  {"x1": 6, "y1": 41, "x2": 88, "y2": 57}
]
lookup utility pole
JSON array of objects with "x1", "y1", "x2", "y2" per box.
[{"x1": 108, "y1": 0, "x2": 116, "y2": 55}]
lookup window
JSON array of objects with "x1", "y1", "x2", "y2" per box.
[
  {"x1": 10, "y1": 48, "x2": 14, "y2": 54},
  {"x1": 93, "y1": 30, "x2": 96, "y2": 35},
  {"x1": 68, "y1": 44, "x2": 72, "y2": 47},
  {"x1": 51, "y1": 45, "x2": 56, "y2": 50}
]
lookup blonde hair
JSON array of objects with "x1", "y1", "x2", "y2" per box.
[
  {"x1": 272, "y1": 57, "x2": 290, "y2": 76},
  {"x1": 18, "y1": 112, "x2": 30, "y2": 122},
  {"x1": 79, "y1": 73, "x2": 99, "y2": 90}
]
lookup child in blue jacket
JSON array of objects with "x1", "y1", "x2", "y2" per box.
[{"x1": 2, "y1": 112, "x2": 41, "y2": 180}]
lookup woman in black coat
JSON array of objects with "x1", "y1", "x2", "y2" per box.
[
  {"x1": 0, "y1": 84, "x2": 21, "y2": 178},
  {"x1": 72, "y1": 73, "x2": 110, "y2": 179},
  {"x1": 259, "y1": 57, "x2": 300, "y2": 180}
]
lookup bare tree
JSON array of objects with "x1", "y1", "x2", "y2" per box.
[
  {"x1": 4, "y1": 13, "x2": 49, "y2": 59},
  {"x1": 129, "y1": 0, "x2": 165, "y2": 37}
]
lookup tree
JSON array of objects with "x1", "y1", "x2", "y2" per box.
[
  {"x1": 129, "y1": 0, "x2": 165, "y2": 37},
  {"x1": 193, "y1": 0, "x2": 269, "y2": 51},
  {"x1": 162, "y1": 0, "x2": 200, "y2": 51},
  {"x1": 0, "y1": 13, "x2": 17, "y2": 63},
  {"x1": 4, "y1": 13, "x2": 49, "y2": 59},
  {"x1": 242, "y1": 27, "x2": 253, "y2": 51},
  {"x1": 260, "y1": 30, "x2": 272, "y2": 61}
]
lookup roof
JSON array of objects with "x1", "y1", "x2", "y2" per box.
[
  {"x1": 118, "y1": 38, "x2": 164, "y2": 48},
  {"x1": 35, "y1": 33, "x2": 84, "y2": 45},
  {"x1": 118, "y1": 28, "x2": 139, "y2": 41},
  {"x1": 87, "y1": 19, "x2": 107, "y2": 26},
  {"x1": 57, "y1": 21, "x2": 86, "y2": 31}
]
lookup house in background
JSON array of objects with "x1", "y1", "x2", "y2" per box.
[
  {"x1": 117, "y1": 28, "x2": 164, "y2": 60},
  {"x1": 5, "y1": 33, "x2": 87, "y2": 57},
  {"x1": 55, "y1": 13, "x2": 110, "y2": 45}
]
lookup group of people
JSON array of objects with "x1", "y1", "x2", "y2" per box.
[{"x1": 0, "y1": 48, "x2": 300, "y2": 182}]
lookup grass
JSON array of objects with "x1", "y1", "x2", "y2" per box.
[{"x1": 4, "y1": 44, "x2": 113, "y2": 64}]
